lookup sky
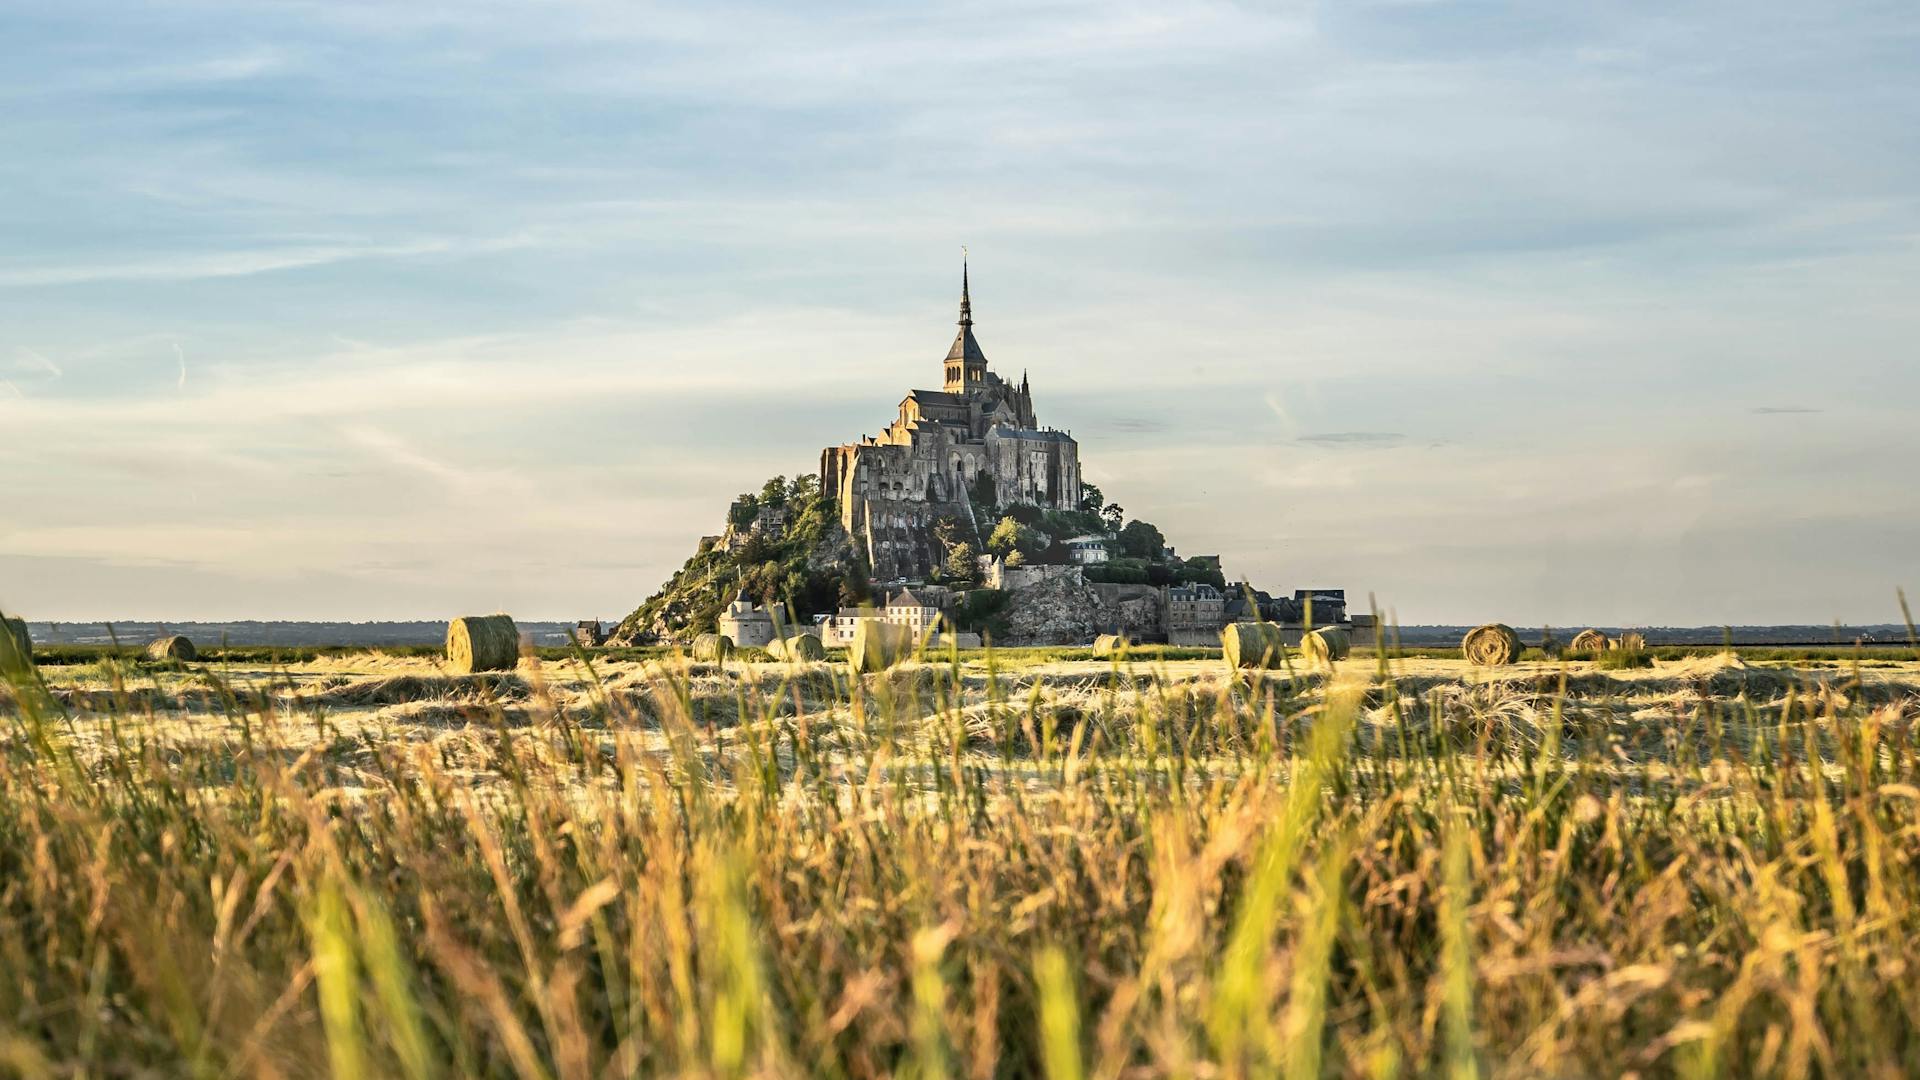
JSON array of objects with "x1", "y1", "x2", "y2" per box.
[{"x1": 2, "y1": 0, "x2": 1917, "y2": 626}]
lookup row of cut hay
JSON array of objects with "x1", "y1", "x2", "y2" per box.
[
  {"x1": 49, "y1": 685, "x2": 241, "y2": 714},
  {"x1": 289, "y1": 673, "x2": 534, "y2": 708}
]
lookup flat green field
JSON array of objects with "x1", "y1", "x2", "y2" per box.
[{"x1": 3, "y1": 648, "x2": 1918, "y2": 1076}]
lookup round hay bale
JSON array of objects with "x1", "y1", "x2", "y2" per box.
[
  {"x1": 145, "y1": 635, "x2": 196, "y2": 662},
  {"x1": 1569, "y1": 629, "x2": 1609, "y2": 652},
  {"x1": 1222, "y1": 623, "x2": 1288, "y2": 670},
  {"x1": 848, "y1": 620, "x2": 915, "y2": 674},
  {"x1": 692, "y1": 633, "x2": 734, "y2": 663},
  {"x1": 0, "y1": 616, "x2": 31, "y2": 673},
  {"x1": 1300, "y1": 626, "x2": 1352, "y2": 667},
  {"x1": 1613, "y1": 631, "x2": 1647, "y2": 652},
  {"x1": 774, "y1": 633, "x2": 826, "y2": 662},
  {"x1": 447, "y1": 615, "x2": 520, "y2": 674},
  {"x1": 1092, "y1": 633, "x2": 1129, "y2": 659},
  {"x1": 1462, "y1": 623, "x2": 1521, "y2": 667}
]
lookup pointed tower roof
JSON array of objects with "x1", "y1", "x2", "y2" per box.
[{"x1": 945, "y1": 257, "x2": 986, "y2": 364}]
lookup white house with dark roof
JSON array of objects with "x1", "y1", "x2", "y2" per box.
[{"x1": 1065, "y1": 535, "x2": 1110, "y2": 565}]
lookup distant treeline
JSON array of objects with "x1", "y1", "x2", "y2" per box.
[{"x1": 17, "y1": 620, "x2": 587, "y2": 647}]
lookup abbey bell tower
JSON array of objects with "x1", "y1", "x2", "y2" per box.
[{"x1": 942, "y1": 260, "x2": 988, "y2": 392}]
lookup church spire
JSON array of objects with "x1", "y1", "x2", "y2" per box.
[
  {"x1": 944, "y1": 250, "x2": 987, "y2": 391},
  {"x1": 959, "y1": 253, "x2": 972, "y2": 328}
]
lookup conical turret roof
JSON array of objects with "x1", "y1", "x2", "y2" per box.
[{"x1": 945, "y1": 259, "x2": 986, "y2": 364}]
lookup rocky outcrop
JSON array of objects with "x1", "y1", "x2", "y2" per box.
[
  {"x1": 1000, "y1": 573, "x2": 1102, "y2": 646},
  {"x1": 805, "y1": 524, "x2": 863, "y2": 575},
  {"x1": 1000, "y1": 576, "x2": 1168, "y2": 646}
]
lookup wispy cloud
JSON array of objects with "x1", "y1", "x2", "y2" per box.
[
  {"x1": 0, "y1": 235, "x2": 532, "y2": 289},
  {"x1": 341, "y1": 424, "x2": 497, "y2": 493},
  {"x1": 160, "y1": 48, "x2": 288, "y2": 84},
  {"x1": 1298, "y1": 432, "x2": 1405, "y2": 445},
  {"x1": 7, "y1": 348, "x2": 62, "y2": 381},
  {"x1": 1751, "y1": 406, "x2": 1822, "y2": 415}
]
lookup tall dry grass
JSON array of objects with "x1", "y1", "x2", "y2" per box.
[{"x1": 2, "y1": 638, "x2": 1920, "y2": 1077}]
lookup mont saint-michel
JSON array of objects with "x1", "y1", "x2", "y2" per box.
[
  {"x1": 611, "y1": 264, "x2": 1357, "y2": 649},
  {"x1": 10, "y1": 5, "x2": 1913, "y2": 1071}
]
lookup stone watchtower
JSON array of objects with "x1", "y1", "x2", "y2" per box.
[{"x1": 943, "y1": 261, "x2": 988, "y2": 393}]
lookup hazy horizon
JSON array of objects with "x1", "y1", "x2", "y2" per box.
[{"x1": 4, "y1": 2, "x2": 1917, "y2": 626}]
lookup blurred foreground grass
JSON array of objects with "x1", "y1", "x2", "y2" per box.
[{"x1": 3, "y1": 642, "x2": 1920, "y2": 1077}]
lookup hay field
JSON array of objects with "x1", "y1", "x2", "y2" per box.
[{"x1": 4, "y1": 647, "x2": 1920, "y2": 1076}]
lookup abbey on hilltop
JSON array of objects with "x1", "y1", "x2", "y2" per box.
[
  {"x1": 820, "y1": 262, "x2": 1083, "y2": 580},
  {"x1": 611, "y1": 258, "x2": 1361, "y2": 648}
]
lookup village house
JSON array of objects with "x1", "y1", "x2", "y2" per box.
[
  {"x1": 1294, "y1": 589, "x2": 1348, "y2": 626},
  {"x1": 882, "y1": 588, "x2": 945, "y2": 639},
  {"x1": 1165, "y1": 582, "x2": 1228, "y2": 647},
  {"x1": 1065, "y1": 535, "x2": 1110, "y2": 565},
  {"x1": 815, "y1": 589, "x2": 981, "y2": 649},
  {"x1": 817, "y1": 608, "x2": 871, "y2": 647}
]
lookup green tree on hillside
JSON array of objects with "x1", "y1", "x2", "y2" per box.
[
  {"x1": 1117, "y1": 519, "x2": 1166, "y2": 559},
  {"x1": 987, "y1": 517, "x2": 1041, "y2": 559},
  {"x1": 942, "y1": 542, "x2": 981, "y2": 584},
  {"x1": 932, "y1": 514, "x2": 965, "y2": 553},
  {"x1": 728, "y1": 494, "x2": 759, "y2": 527}
]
